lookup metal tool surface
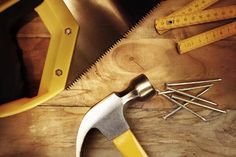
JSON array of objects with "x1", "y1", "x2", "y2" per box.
[
  {"x1": 64, "y1": 0, "x2": 161, "y2": 86},
  {"x1": 160, "y1": 78, "x2": 226, "y2": 121},
  {"x1": 76, "y1": 74, "x2": 156, "y2": 157}
]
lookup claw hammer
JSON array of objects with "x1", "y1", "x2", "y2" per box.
[{"x1": 76, "y1": 74, "x2": 156, "y2": 157}]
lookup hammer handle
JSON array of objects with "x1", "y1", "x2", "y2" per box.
[{"x1": 113, "y1": 129, "x2": 148, "y2": 157}]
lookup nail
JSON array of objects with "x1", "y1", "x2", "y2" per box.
[
  {"x1": 162, "y1": 94, "x2": 207, "y2": 121},
  {"x1": 172, "y1": 95, "x2": 226, "y2": 113},
  {"x1": 166, "y1": 78, "x2": 222, "y2": 87},
  {"x1": 159, "y1": 84, "x2": 213, "y2": 95},
  {"x1": 167, "y1": 87, "x2": 217, "y2": 106},
  {"x1": 163, "y1": 87, "x2": 210, "y2": 120}
]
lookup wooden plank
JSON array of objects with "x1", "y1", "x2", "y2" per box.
[
  {"x1": 1, "y1": 0, "x2": 236, "y2": 157},
  {"x1": 47, "y1": 37, "x2": 236, "y2": 110},
  {"x1": 17, "y1": 37, "x2": 49, "y2": 96},
  {"x1": 0, "y1": 107, "x2": 235, "y2": 157}
]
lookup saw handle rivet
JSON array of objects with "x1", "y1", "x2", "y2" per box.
[
  {"x1": 65, "y1": 28, "x2": 72, "y2": 35},
  {"x1": 55, "y1": 69, "x2": 63, "y2": 76}
]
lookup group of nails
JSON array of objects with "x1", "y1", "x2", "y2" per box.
[{"x1": 155, "y1": 78, "x2": 226, "y2": 121}]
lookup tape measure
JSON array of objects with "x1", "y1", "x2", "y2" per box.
[
  {"x1": 155, "y1": 0, "x2": 236, "y2": 54},
  {"x1": 155, "y1": 5, "x2": 236, "y2": 31},
  {"x1": 156, "y1": 0, "x2": 219, "y2": 34},
  {"x1": 177, "y1": 21, "x2": 236, "y2": 53}
]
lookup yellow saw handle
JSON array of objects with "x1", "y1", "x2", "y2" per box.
[
  {"x1": 113, "y1": 130, "x2": 148, "y2": 157},
  {"x1": 0, "y1": 0, "x2": 79, "y2": 117}
]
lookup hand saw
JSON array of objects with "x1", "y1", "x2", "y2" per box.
[{"x1": 0, "y1": 0, "x2": 160, "y2": 117}]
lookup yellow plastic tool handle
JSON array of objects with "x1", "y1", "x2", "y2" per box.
[
  {"x1": 113, "y1": 130, "x2": 148, "y2": 157},
  {"x1": 0, "y1": 0, "x2": 79, "y2": 117}
]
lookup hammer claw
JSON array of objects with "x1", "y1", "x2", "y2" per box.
[{"x1": 76, "y1": 74, "x2": 156, "y2": 157}]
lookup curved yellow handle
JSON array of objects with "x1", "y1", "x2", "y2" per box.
[
  {"x1": 0, "y1": 0, "x2": 79, "y2": 117},
  {"x1": 113, "y1": 130, "x2": 148, "y2": 157}
]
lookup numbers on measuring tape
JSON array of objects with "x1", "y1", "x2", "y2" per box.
[
  {"x1": 156, "y1": 5, "x2": 236, "y2": 30},
  {"x1": 177, "y1": 22, "x2": 236, "y2": 54},
  {"x1": 155, "y1": 0, "x2": 236, "y2": 54},
  {"x1": 155, "y1": 0, "x2": 219, "y2": 34}
]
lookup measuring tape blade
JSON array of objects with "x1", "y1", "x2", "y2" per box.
[
  {"x1": 177, "y1": 21, "x2": 236, "y2": 54},
  {"x1": 155, "y1": 0, "x2": 219, "y2": 34},
  {"x1": 156, "y1": 5, "x2": 236, "y2": 31}
]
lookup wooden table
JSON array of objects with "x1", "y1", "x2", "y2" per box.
[{"x1": 1, "y1": 0, "x2": 236, "y2": 156}]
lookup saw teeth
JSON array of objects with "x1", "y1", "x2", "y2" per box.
[{"x1": 67, "y1": 2, "x2": 161, "y2": 90}]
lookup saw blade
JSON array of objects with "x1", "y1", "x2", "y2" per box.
[
  {"x1": 67, "y1": 2, "x2": 161, "y2": 90},
  {"x1": 65, "y1": 0, "x2": 161, "y2": 88}
]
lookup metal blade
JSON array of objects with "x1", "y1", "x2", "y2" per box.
[{"x1": 65, "y1": 0, "x2": 161, "y2": 87}]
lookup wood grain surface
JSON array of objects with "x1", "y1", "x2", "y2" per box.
[{"x1": 1, "y1": 0, "x2": 236, "y2": 157}]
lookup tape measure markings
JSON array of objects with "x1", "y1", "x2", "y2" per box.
[
  {"x1": 155, "y1": 0, "x2": 219, "y2": 34},
  {"x1": 174, "y1": 0, "x2": 219, "y2": 15},
  {"x1": 156, "y1": 5, "x2": 236, "y2": 31},
  {"x1": 177, "y1": 21, "x2": 236, "y2": 54}
]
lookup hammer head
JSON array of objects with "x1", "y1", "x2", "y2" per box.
[{"x1": 76, "y1": 74, "x2": 156, "y2": 156}]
